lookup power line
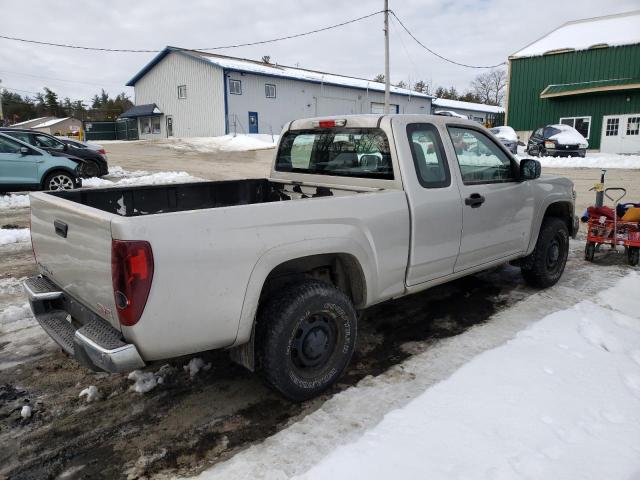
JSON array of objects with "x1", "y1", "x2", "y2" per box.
[
  {"x1": 390, "y1": 11, "x2": 506, "y2": 69},
  {"x1": 0, "y1": 10, "x2": 385, "y2": 53},
  {"x1": 0, "y1": 86, "x2": 41, "y2": 95},
  {"x1": 0, "y1": 69, "x2": 125, "y2": 87}
]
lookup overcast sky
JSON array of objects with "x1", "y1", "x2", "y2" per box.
[{"x1": 0, "y1": 0, "x2": 638, "y2": 105}]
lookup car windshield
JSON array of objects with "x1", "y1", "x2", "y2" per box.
[{"x1": 275, "y1": 128, "x2": 393, "y2": 180}]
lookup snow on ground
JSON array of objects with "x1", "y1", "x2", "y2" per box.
[
  {"x1": 184, "y1": 357, "x2": 211, "y2": 378},
  {"x1": 0, "y1": 228, "x2": 30, "y2": 246},
  {"x1": 79, "y1": 386, "x2": 100, "y2": 403},
  {"x1": 0, "y1": 194, "x2": 30, "y2": 210},
  {"x1": 83, "y1": 170, "x2": 201, "y2": 188},
  {"x1": 159, "y1": 134, "x2": 278, "y2": 154},
  {"x1": 195, "y1": 254, "x2": 633, "y2": 480},
  {"x1": 516, "y1": 148, "x2": 640, "y2": 169},
  {"x1": 299, "y1": 273, "x2": 640, "y2": 480}
]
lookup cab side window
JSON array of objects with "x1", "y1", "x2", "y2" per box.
[
  {"x1": 407, "y1": 123, "x2": 450, "y2": 188},
  {"x1": 0, "y1": 136, "x2": 22, "y2": 154},
  {"x1": 447, "y1": 127, "x2": 516, "y2": 184}
]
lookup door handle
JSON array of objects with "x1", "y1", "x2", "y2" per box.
[
  {"x1": 54, "y1": 220, "x2": 68, "y2": 238},
  {"x1": 465, "y1": 193, "x2": 485, "y2": 208}
]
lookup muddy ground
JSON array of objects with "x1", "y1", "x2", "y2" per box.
[{"x1": 1, "y1": 144, "x2": 639, "y2": 479}]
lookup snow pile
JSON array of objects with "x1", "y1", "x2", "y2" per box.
[
  {"x1": 184, "y1": 357, "x2": 211, "y2": 378},
  {"x1": 20, "y1": 405, "x2": 32, "y2": 419},
  {"x1": 298, "y1": 274, "x2": 640, "y2": 480},
  {"x1": 107, "y1": 165, "x2": 150, "y2": 178},
  {"x1": 0, "y1": 277, "x2": 26, "y2": 295},
  {"x1": 523, "y1": 152, "x2": 640, "y2": 169},
  {"x1": 160, "y1": 134, "x2": 278, "y2": 154},
  {"x1": 0, "y1": 194, "x2": 30, "y2": 210},
  {"x1": 128, "y1": 370, "x2": 161, "y2": 394},
  {"x1": 79, "y1": 385, "x2": 100, "y2": 403},
  {"x1": 83, "y1": 171, "x2": 201, "y2": 188},
  {"x1": 0, "y1": 228, "x2": 30, "y2": 246},
  {"x1": 0, "y1": 302, "x2": 52, "y2": 370}
]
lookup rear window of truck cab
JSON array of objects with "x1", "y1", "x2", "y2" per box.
[{"x1": 275, "y1": 128, "x2": 393, "y2": 180}]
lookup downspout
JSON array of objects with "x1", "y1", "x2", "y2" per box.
[{"x1": 223, "y1": 68, "x2": 229, "y2": 135}]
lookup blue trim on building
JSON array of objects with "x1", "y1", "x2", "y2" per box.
[{"x1": 223, "y1": 69, "x2": 229, "y2": 135}]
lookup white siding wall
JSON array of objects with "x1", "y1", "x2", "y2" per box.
[
  {"x1": 134, "y1": 52, "x2": 225, "y2": 138},
  {"x1": 225, "y1": 72, "x2": 431, "y2": 135}
]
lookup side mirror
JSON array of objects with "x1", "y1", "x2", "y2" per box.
[
  {"x1": 520, "y1": 158, "x2": 541, "y2": 180},
  {"x1": 20, "y1": 147, "x2": 30, "y2": 155}
]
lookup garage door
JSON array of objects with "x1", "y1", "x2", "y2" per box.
[
  {"x1": 371, "y1": 102, "x2": 399, "y2": 114},
  {"x1": 600, "y1": 114, "x2": 640, "y2": 154}
]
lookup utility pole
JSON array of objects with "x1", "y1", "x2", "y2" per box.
[
  {"x1": 383, "y1": 0, "x2": 390, "y2": 114},
  {"x1": 0, "y1": 79, "x2": 4, "y2": 125}
]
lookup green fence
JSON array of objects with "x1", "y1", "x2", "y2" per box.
[{"x1": 83, "y1": 119, "x2": 138, "y2": 141}]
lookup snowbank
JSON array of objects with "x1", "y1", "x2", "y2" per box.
[
  {"x1": 530, "y1": 153, "x2": 640, "y2": 169},
  {"x1": 83, "y1": 171, "x2": 201, "y2": 188},
  {"x1": 160, "y1": 134, "x2": 278, "y2": 154},
  {"x1": 0, "y1": 194, "x2": 30, "y2": 210},
  {"x1": 299, "y1": 273, "x2": 640, "y2": 480},
  {"x1": 0, "y1": 228, "x2": 30, "y2": 246}
]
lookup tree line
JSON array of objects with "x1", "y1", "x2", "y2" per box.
[
  {"x1": 372, "y1": 68, "x2": 507, "y2": 106},
  {"x1": 1, "y1": 88, "x2": 134, "y2": 125}
]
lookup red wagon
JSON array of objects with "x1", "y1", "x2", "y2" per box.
[{"x1": 585, "y1": 187, "x2": 640, "y2": 266}]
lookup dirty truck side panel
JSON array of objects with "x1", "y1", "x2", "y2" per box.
[{"x1": 112, "y1": 189, "x2": 410, "y2": 360}]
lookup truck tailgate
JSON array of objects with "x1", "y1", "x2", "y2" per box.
[{"x1": 29, "y1": 193, "x2": 119, "y2": 330}]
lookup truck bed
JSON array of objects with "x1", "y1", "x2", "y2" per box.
[{"x1": 48, "y1": 178, "x2": 366, "y2": 217}]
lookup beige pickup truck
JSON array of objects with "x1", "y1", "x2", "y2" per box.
[{"x1": 24, "y1": 114, "x2": 578, "y2": 401}]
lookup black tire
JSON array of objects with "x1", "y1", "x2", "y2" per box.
[
  {"x1": 44, "y1": 171, "x2": 76, "y2": 191},
  {"x1": 585, "y1": 242, "x2": 596, "y2": 262},
  {"x1": 256, "y1": 280, "x2": 357, "y2": 402},
  {"x1": 521, "y1": 217, "x2": 569, "y2": 288},
  {"x1": 80, "y1": 160, "x2": 100, "y2": 178},
  {"x1": 629, "y1": 247, "x2": 639, "y2": 267}
]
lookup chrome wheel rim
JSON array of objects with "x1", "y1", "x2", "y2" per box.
[{"x1": 49, "y1": 175, "x2": 74, "y2": 190}]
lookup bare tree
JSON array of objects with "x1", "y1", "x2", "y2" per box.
[
  {"x1": 396, "y1": 80, "x2": 407, "y2": 89},
  {"x1": 470, "y1": 69, "x2": 507, "y2": 106},
  {"x1": 261, "y1": 55, "x2": 271, "y2": 64},
  {"x1": 372, "y1": 73, "x2": 385, "y2": 83}
]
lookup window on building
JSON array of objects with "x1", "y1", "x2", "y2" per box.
[
  {"x1": 447, "y1": 126, "x2": 516, "y2": 184},
  {"x1": 178, "y1": 85, "x2": 187, "y2": 99},
  {"x1": 559, "y1": 116, "x2": 591, "y2": 139},
  {"x1": 605, "y1": 118, "x2": 620, "y2": 136},
  {"x1": 626, "y1": 116, "x2": 640, "y2": 136},
  {"x1": 265, "y1": 84, "x2": 276, "y2": 98},
  {"x1": 140, "y1": 117, "x2": 161, "y2": 134},
  {"x1": 229, "y1": 79, "x2": 242, "y2": 95}
]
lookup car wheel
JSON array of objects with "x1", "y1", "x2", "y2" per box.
[
  {"x1": 80, "y1": 160, "x2": 100, "y2": 178},
  {"x1": 628, "y1": 247, "x2": 639, "y2": 267},
  {"x1": 257, "y1": 279, "x2": 357, "y2": 402},
  {"x1": 528, "y1": 145, "x2": 539, "y2": 157},
  {"x1": 521, "y1": 217, "x2": 569, "y2": 288},
  {"x1": 44, "y1": 172, "x2": 76, "y2": 191}
]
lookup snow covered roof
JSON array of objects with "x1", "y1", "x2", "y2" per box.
[
  {"x1": 120, "y1": 104, "x2": 163, "y2": 118},
  {"x1": 432, "y1": 98, "x2": 504, "y2": 114},
  {"x1": 32, "y1": 117, "x2": 72, "y2": 128},
  {"x1": 127, "y1": 47, "x2": 433, "y2": 99},
  {"x1": 511, "y1": 10, "x2": 640, "y2": 59},
  {"x1": 10, "y1": 116, "x2": 52, "y2": 127}
]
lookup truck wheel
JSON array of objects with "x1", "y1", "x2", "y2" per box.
[
  {"x1": 257, "y1": 280, "x2": 357, "y2": 402},
  {"x1": 629, "y1": 247, "x2": 639, "y2": 266},
  {"x1": 44, "y1": 171, "x2": 76, "y2": 191},
  {"x1": 521, "y1": 217, "x2": 569, "y2": 288}
]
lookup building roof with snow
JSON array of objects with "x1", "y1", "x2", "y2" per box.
[
  {"x1": 432, "y1": 98, "x2": 504, "y2": 114},
  {"x1": 127, "y1": 47, "x2": 433, "y2": 99},
  {"x1": 511, "y1": 10, "x2": 640, "y2": 59},
  {"x1": 32, "y1": 117, "x2": 72, "y2": 128},
  {"x1": 9, "y1": 116, "x2": 54, "y2": 128}
]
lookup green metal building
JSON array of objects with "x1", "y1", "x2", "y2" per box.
[{"x1": 506, "y1": 11, "x2": 640, "y2": 153}]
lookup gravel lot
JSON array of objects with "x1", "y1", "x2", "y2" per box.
[{"x1": 1, "y1": 142, "x2": 638, "y2": 479}]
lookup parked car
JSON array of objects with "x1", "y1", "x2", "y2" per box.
[
  {"x1": 433, "y1": 110, "x2": 468, "y2": 119},
  {"x1": 0, "y1": 128, "x2": 108, "y2": 177},
  {"x1": 24, "y1": 114, "x2": 577, "y2": 401},
  {"x1": 526, "y1": 124, "x2": 588, "y2": 157},
  {"x1": 60, "y1": 137, "x2": 107, "y2": 156},
  {"x1": 489, "y1": 126, "x2": 519, "y2": 154},
  {"x1": 0, "y1": 132, "x2": 82, "y2": 191}
]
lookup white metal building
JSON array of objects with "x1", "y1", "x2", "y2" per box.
[
  {"x1": 432, "y1": 98, "x2": 504, "y2": 125},
  {"x1": 124, "y1": 47, "x2": 433, "y2": 139}
]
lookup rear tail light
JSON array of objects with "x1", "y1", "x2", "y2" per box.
[
  {"x1": 97, "y1": 149, "x2": 106, "y2": 155},
  {"x1": 312, "y1": 119, "x2": 347, "y2": 128},
  {"x1": 544, "y1": 141, "x2": 555, "y2": 149},
  {"x1": 111, "y1": 240, "x2": 154, "y2": 326}
]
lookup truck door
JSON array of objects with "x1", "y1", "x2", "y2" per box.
[
  {"x1": 393, "y1": 120, "x2": 463, "y2": 286},
  {"x1": 445, "y1": 125, "x2": 533, "y2": 272}
]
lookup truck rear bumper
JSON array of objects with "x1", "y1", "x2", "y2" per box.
[{"x1": 23, "y1": 276, "x2": 145, "y2": 373}]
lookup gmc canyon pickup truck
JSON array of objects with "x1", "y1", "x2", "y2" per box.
[{"x1": 24, "y1": 115, "x2": 578, "y2": 401}]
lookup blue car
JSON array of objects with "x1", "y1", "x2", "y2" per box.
[{"x1": 0, "y1": 132, "x2": 82, "y2": 192}]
